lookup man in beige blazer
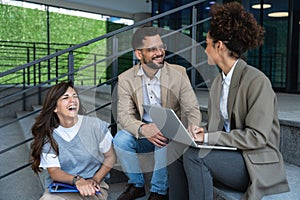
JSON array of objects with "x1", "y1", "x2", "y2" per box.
[{"x1": 113, "y1": 27, "x2": 201, "y2": 200}]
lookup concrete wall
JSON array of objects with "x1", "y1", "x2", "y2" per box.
[{"x1": 280, "y1": 121, "x2": 300, "y2": 166}]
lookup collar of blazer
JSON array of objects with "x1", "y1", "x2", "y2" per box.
[{"x1": 212, "y1": 59, "x2": 247, "y2": 124}]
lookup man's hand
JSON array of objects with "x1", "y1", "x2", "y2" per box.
[{"x1": 141, "y1": 123, "x2": 168, "y2": 147}]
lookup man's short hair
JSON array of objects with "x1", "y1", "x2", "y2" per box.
[{"x1": 131, "y1": 27, "x2": 161, "y2": 50}]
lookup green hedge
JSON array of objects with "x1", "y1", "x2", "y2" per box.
[
  {"x1": 0, "y1": 4, "x2": 107, "y2": 46},
  {"x1": 0, "y1": 3, "x2": 129, "y2": 85}
]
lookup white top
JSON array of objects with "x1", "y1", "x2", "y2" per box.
[
  {"x1": 39, "y1": 115, "x2": 113, "y2": 169},
  {"x1": 220, "y1": 59, "x2": 238, "y2": 132},
  {"x1": 138, "y1": 66, "x2": 162, "y2": 122}
]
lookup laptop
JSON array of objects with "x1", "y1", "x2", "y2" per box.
[{"x1": 143, "y1": 105, "x2": 237, "y2": 150}]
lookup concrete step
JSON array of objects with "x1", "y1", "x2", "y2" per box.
[
  {"x1": 79, "y1": 85, "x2": 113, "y2": 124},
  {"x1": 108, "y1": 182, "x2": 151, "y2": 200},
  {"x1": 1, "y1": 89, "x2": 300, "y2": 200},
  {"x1": 214, "y1": 163, "x2": 300, "y2": 200},
  {"x1": 107, "y1": 162, "x2": 300, "y2": 200},
  {"x1": 0, "y1": 118, "x2": 43, "y2": 200}
]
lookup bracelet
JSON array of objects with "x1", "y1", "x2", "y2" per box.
[{"x1": 72, "y1": 175, "x2": 83, "y2": 186}]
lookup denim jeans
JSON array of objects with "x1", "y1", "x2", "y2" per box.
[{"x1": 113, "y1": 129, "x2": 168, "y2": 195}]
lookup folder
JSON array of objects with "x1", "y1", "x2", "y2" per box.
[{"x1": 49, "y1": 182, "x2": 101, "y2": 194}]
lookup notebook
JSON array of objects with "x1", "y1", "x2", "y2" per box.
[
  {"x1": 143, "y1": 105, "x2": 237, "y2": 150},
  {"x1": 49, "y1": 182, "x2": 79, "y2": 193}
]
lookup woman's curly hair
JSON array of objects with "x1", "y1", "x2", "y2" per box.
[{"x1": 209, "y1": 2, "x2": 265, "y2": 58}]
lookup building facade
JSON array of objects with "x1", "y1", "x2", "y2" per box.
[{"x1": 152, "y1": 0, "x2": 300, "y2": 93}]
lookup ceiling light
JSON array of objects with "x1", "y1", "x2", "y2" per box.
[
  {"x1": 252, "y1": 4, "x2": 271, "y2": 9},
  {"x1": 268, "y1": 12, "x2": 289, "y2": 17}
]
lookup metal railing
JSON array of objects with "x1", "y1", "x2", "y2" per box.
[{"x1": 0, "y1": 0, "x2": 209, "y2": 180}]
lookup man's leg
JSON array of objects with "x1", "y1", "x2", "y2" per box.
[
  {"x1": 113, "y1": 130, "x2": 157, "y2": 199},
  {"x1": 183, "y1": 148, "x2": 249, "y2": 200},
  {"x1": 150, "y1": 145, "x2": 168, "y2": 195},
  {"x1": 113, "y1": 130, "x2": 145, "y2": 187}
]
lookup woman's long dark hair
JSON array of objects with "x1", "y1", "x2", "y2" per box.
[{"x1": 30, "y1": 81, "x2": 86, "y2": 173}]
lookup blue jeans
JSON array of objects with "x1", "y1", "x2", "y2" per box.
[{"x1": 113, "y1": 129, "x2": 168, "y2": 195}]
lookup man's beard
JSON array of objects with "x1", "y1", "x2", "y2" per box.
[{"x1": 143, "y1": 56, "x2": 164, "y2": 69}]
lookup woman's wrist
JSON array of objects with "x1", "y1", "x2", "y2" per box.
[
  {"x1": 72, "y1": 175, "x2": 83, "y2": 186},
  {"x1": 203, "y1": 133, "x2": 208, "y2": 143},
  {"x1": 92, "y1": 176, "x2": 101, "y2": 185}
]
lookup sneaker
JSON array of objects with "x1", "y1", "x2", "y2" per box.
[
  {"x1": 117, "y1": 184, "x2": 146, "y2": 200},
  {"x1": 147, "y1": 192, "x2": 168, "y2": 200}
]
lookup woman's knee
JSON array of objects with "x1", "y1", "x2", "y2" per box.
[
  {"x1": 182, "y1": 147, "x2": 205, "y2": 165},
  {"x1": 39, "y1": 190, "x2": 65, "y2": 200}
]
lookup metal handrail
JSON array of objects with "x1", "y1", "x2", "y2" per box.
[
  {"x1": 0, "y1": 0, "x2": 209, "y2": 180},
  {"x1": 0, "y1": 0, "x2": 207, "y2": 101},
  {"x1": 0, "y1": 0, "x2": 205, "y2": 77}
]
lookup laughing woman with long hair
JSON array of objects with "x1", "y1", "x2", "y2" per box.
[{"x1": 31, "y1": 81, "x2": 116, "y2": 200}]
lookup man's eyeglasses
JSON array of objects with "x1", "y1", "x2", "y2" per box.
[{"x1": 137, "y1": 44, "x2": 167, "y2": 53}]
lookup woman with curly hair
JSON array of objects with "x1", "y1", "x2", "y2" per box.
[
  {"x1": 31, "y1": 81, "x2": 116, "y2": 200},
  {"x1": 167, "y1": 2, "x2": 289, "y2": 200}
]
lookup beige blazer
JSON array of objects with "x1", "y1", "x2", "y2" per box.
[
  {"x1": 207, "y1": 59, "x2": 289, "y2": 199},
  {"x1": 117, "y1": 62, "x2": 201, "y2": 138}
]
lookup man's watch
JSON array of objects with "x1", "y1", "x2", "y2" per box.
[
  {"x1": 72, "y1": 175, "x2": 82, "y2": 186},
  {"x1": 138, "y1": 124, "x2": 144, "y2": 135}
]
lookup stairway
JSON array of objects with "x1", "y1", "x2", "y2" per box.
[{"x1": 0, "y1": 114, "x2": 43, "y2": 200}]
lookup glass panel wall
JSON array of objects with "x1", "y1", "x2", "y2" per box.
[
  {"x1": 244, "y1": 0, "x2": 288, "y2": 91},
  {"x1": 295, "y1": 2, "x2": 300, "y2": 91},
  {"x1": 152, "y1": 0, "x2": 215, "y2": 89},
  {"x1": 153, "y1": 0, "x2": 300, "y2": 93},
  {"x1": 299, "y1": 24, "x2": 300, "y2": 90}
]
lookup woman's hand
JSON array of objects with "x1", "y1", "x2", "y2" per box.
[
  {"x1": 47, "y1": 167, "x2": 101, "y2": 196},
  {"x1": 75, "y1": 178, "x2": 100, "y2": 196},
  {"x1": 188, "y1": 125, "x2": 205, "y2": 142}
]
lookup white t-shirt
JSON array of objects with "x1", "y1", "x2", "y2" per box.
[{"x1": 39, "y1": 115, "x2": 112, "y2": 169}]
